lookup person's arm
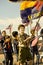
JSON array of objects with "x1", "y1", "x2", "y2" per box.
[
  {"x1": 18, "y1": 35, "x2": 31, "y2": 45},
  {"x1": 24, "y1": 36, "x2": 31, "y2": 42},
  {"x1": 38, "y1": 43, "x2": 42, "y2": 51}
]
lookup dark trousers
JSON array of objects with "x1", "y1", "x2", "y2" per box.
[
  {"x1": 5, "y1": 53, "x2": 13, "y2": 65},
  {"x1": 32, "y1": 47, "x2": 40, "y2": 65}
]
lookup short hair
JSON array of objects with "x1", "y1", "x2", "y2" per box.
[
  {"x1": 5, "y1": 35, "x2": 10, "y2": 39},
  {"x1": 12, "y1": 31, "x2": 18, "y2": 37},
  {"x1": 18, "y1": 24, "x2": 25, "y2": 30},
  {"x1": 2, "y1": 30, "x2": 6, "y2": 34},
  {"x1": 40, "y1": 29, "x2": 43, "y2": 34}
]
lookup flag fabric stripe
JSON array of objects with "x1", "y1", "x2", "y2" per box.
[
  {"x1": 20, "y1": 1, "x2": 36, "y2": 10},
  {"x1": 35, "y1": 1, "x2": 43, "y2": 11},
  {"x1": 31, "y1": 37, "x2": 38, "y2": 47}
]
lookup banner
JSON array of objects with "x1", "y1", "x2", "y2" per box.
[{"x1": 20, "y1": 1, "x2": 43, "y2": 24}]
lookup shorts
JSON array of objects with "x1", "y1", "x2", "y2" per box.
[{"x1": 20, "y1": 47, "x2": 32, "y2": 63}]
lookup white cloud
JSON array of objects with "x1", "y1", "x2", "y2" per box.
[
  {"x1": 0, "y1": 16, "x2": 43, "y2": 35},
  {"x1": 0, "y1": 17, "x2": 22, "y2": 34}
]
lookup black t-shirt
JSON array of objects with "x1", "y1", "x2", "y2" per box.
[
  {"x1": 13, "y1": 39, "x2": 18, "y2": 54},
  {"x1": 0, "y1": 40, "x2": 4, "y2": 47},
  {"x1": 4, "y1": 41, "x2": 13, "y2": 53}
]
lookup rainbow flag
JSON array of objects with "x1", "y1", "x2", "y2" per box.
[{"x1": 20, "y1": 1, "x2": 43, "y2": 24}]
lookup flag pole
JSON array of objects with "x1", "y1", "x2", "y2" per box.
[
  {"x1": 28, "y1": 15, "x2": 32, "y2": 31},
  {"x1": 35, "y1": 17, "x2": 41, "y2": 65},
  {"x1": 9, "y1": 27, "x2": 12, "y2": 36},
  {"x1": 36, "y1": 17, "x2": 41, "y2": 37}
]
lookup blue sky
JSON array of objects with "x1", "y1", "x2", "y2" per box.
[
  {"x1": 0, "y1": 0, "x2": 21, "y2": 33},
  {"x1": 0, "y1": 0, "x2": 20, "y2": 19}
]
